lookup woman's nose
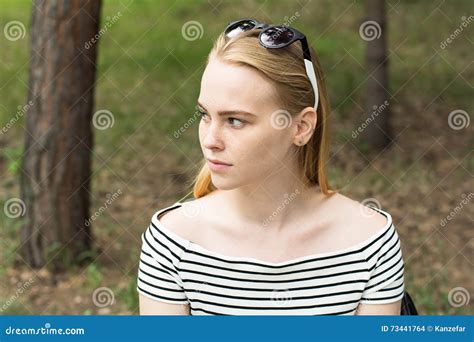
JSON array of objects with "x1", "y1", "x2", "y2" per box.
[{"x1": 203, "y1": 122, "x2": 224, "y2": 150}]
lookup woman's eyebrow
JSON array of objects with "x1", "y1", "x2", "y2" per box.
[{"x1": 197, "y1": 101, "x2": 257, "y2": 117}]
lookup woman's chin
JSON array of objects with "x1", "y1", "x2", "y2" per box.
[{"x1": 210, "y1": 176, "x2": 240, "y2": 191}]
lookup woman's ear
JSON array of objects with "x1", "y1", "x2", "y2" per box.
[{"x1": 293, "y1": 106, "x2": 317, "y2": 146}]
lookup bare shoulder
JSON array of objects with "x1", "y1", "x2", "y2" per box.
[
  {"x1": 328, "y1": 193, "x2": 391, "y2": 242},
  {"x1": 157, "y1": 196, "x2": 211, "y2": 242}
]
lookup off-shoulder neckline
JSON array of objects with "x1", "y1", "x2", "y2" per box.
[{"x1": 151, "y1": 201, "x2": 393, "y2": 267}]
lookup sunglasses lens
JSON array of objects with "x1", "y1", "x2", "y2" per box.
[
  {"x1": 225, "y1": 20, "x2": 257, "y2": 38},
  {"x1": 260, "y1": 26, "x2": 294, "y2": 47}
]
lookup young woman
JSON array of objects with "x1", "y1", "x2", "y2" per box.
[{"x1": 137, "y1": 19, "x2": 405, "y2": 315}]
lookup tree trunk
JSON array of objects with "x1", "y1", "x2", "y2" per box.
[
  {"x1": 363, "y1": 0, "x2": 391, "y2": 149},
  {"x1": 20, "y1": 0, "x2": 101, "y2": 269}
]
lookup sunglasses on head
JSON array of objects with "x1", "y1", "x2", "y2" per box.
[{"x1": 224, "y1": 18, "x2": 319, "y2": 110}]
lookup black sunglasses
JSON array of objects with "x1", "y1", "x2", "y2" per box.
[{"x1": 225, "y1": 18, "x2": 319, "y2": 110}]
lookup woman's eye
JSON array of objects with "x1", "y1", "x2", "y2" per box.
[
  {"x1": 196, "y1": 109, "x2": 245, "y2": 127},
  {"x1": 196, "y1": 109, "x2": 209, "y2": 120},
  {"x1": 228, "y1": 117, "x2": 245, "y2": 127}
]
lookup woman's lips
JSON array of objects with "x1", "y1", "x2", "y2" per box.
[{"x1": 207, "y1": 159, "x2": 232, "y2": 171}]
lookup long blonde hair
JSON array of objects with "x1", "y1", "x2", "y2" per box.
[{"x1": 191, "y1": 28, "x2": 336, "y2": 199}]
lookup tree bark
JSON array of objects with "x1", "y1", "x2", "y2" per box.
[
  {"x1": 363, "y1": 0, "x2": 391, "y2": 149},
  {"x1": 20, "y1": 0, "x2": 101, "y2": 269}
]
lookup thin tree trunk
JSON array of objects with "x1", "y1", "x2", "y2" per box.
[
  {"x1": 363, "y1": 0, "x2": 391, "y2": 149},
  {"x1": 20, "y1": 0, "x2": 101, "y2": 269}
]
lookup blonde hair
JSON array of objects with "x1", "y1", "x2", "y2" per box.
[{"x1": 191, "y1": 28, "x2": 337, "y2": 199}]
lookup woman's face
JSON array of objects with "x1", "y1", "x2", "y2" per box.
[{"x1": 197, "y1": 55, "x2": 298, "y2": 190}]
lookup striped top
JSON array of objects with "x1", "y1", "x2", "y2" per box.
[{"x1": 137, "y1": 202, "x2": 405, "y2": 315}]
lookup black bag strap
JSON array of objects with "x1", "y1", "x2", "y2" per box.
[{"x1": 400, "y1": 291, "x2": 418, "y2": 315}]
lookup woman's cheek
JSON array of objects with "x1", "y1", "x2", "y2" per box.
[{"x1": 242, "y1": 138, "x2": 275, "y2": 170}]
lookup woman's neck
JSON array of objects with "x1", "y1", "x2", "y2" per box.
[{"x1": 214, "y1": 177, "x2": 327, "y2": 233}]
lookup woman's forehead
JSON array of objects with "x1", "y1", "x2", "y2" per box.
[{"x1": 199, "y1": 57, "x2": 279, "y2": 113}]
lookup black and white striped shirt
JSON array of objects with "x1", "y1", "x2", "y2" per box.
[{"x1": 137, "y1": 202, "x2": 405, "y2": 315}]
